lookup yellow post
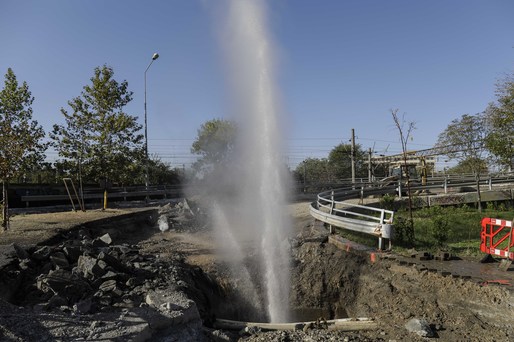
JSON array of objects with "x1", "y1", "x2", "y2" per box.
[{"x1": 103, "y1": 190, "x2": 108, "y2": 210}]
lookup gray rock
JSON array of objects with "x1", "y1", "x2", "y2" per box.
[
  {"x1": 45, "y1": 269, "x2": 91, "y2": 293},
  {"x1": 97, "y1": 259, "x2": 108, "y2": 272},
  {"x1": 112, "y1": 244, "x2": 133, "y2": 255},
  {"x1": 50, "y1": 252, "x2": 70, "y2": 269},
  {"x1": 73, "y1": 297, "x2": 92, "y2": 314},
  {"x1": 126, "y1": 277, "x2": 144, "y2": 288},
  {"x1": 97, "y1": 251, "x2": 130, "y2": 274},
  {"x1": 158, "y1": 203, "x2": 173, "y2": 215},
  {"x1": 48, "y1": 294, "x2": 68, "y2": 308},
  {"x1": 19, "y1": 258, "x2": 35, "y2": 270},
  {"x1": 12, "y1": 243, "x2": 30, "y2": 259},
  {"x1": 207, "y1": 329, "x2": 237, "y2": 342},
  {"x1": 32, "y1": 246, "x2": 52, "y2": 261},
  {"x1": 77, "y1": 255, "x2": 106, "y2": 278},
  {"x1": 101, "y1": 270, "x2": 119, "y2": 281},
  {"x1": 40, "y1": 261, "x2": 54, "y2": 275},
  {"x1": 405, "y1": 318, "x2": 434, "y2": 337},
  {"x1": 145, "y1": 289, "x2": 200, "y2": 325},
  {"x1": 99, "y1": 279, "x2": 117, "y2": 292},
  {"x1": 93, "y1": 233, "x2": 113, "y2": 246},
  {"x1": 63, "y1": 246, "x2": 82, "y2": 262}
]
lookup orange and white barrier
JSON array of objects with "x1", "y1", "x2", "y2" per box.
[{"x1": 480, "y1": 218, "x2": 514, "y2": 260}]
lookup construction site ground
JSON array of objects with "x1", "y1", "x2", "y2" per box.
[{"x1": 0, "y1": 200, "x2": 513, "y2": 341}]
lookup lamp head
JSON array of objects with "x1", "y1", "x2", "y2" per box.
[{"x1": 152, "y1": 53, "x2": 159, "y2": 60}]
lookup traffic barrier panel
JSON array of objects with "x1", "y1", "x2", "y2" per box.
[{"x1": 480, "y1": 218, "x2": 514, "y2": 260}]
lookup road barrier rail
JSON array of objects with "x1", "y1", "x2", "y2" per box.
[
  {"x1": 20, "y1": 184, "x2": 182, "y2": 207},
  {"x1": 480, "y1": 217, "x2": 514, "y2": 260}
]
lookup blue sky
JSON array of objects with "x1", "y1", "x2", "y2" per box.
[{"x1": 1, "y1": 0, "x2": 513, "y2": 170}]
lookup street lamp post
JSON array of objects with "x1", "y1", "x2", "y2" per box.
[{"x1": 144, "y1": 52, "x2": 159, "y2": 191}]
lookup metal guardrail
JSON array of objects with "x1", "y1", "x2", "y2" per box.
[
  {"x1": 20, "y1": 185, "x2": 182, "y2": 207},
  {"x1": 310, "y1": 185, "x2": 394, "y2": 250},
  {"x1": 310, "y1": 173, "x2": 514, "y2": 249}
]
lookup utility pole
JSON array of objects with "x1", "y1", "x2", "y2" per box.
[
  {"x1": 368, "y1": 147, "x2": 372, "y2": 182},
  {"x1": 351, "y1": 128, "x2": 356, "y2": 184}
]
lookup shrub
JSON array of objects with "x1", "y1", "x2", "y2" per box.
[
  {"x1": 394, "y1": 216, "x2": 414, "y2": 247},
  {"x1": 430, "y1": 215, "x2": 450, "y2": 246},
  {"x1": 417, "y1": 205, "x2": 444, "y2": 218},
  {"x1": 380, "y1": 193, "x2": 395, "y2": 211}
]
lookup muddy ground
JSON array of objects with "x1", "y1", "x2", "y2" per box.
[{"x1": 0, "y1": 200, "x2": 513, "y2": 341}]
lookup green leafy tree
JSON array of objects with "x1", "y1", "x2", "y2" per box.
[
  {"x1": 148, "y1": 155, "x2": 181, "y2": 185},
  {"x1": 32, "y1": 162, "x2": 58, "y2": 184},
  {"x1": 328, "y1": 143, "x2": 367, "y2": 181},
  {"x1": 51, "y1": 66, "x2": 144, "y2": 190},
  {"x1": 191, "y1": 118, "x2": 236, "y2": 175},
  {"x1": 485, "y1": 74, "x2": 514, "y2": 170},
  {"x1": 447, "y1": 157, "x2": 488, "y2": 175},
  {"x1": 294, "y1": 157, "x2": 333, "y2": 187},
  {"x1": 0, "y1": 68, "x2": 46, "y2": 229},
  {"x1": 437, "y1": 112, "x2": 488, "y2": 212},
  {"x1": 436, "y1": 113, "x2": 487, "y2": 174}
]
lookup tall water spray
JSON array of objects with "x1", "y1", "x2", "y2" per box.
[{"x1": 209, "y1": 0, "x2": 291, "y2": 322}]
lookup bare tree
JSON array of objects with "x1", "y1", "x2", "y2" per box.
[{"x1": 391, "y1": 108, "x2": 415, "y2": 245}]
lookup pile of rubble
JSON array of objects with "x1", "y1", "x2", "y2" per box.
[
  {"x1": 0, "y1": 217, "x2": 218, "y2": 341},
  {"x1": 14, "y1": 230, "x2": 156, "y2": 313},
  {"x1": 157, "y1": 199, "x2": 207, "y2": 233}
]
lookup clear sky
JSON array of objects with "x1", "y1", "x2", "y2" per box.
[{"x1": 1, "y1": 0, "x2": 513, "y2": 170}]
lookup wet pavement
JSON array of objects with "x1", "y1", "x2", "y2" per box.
[
  {"x1": 326, "y1": 228, "x2": 514, "y2": 291},
  {"x1": 385, "y1": 253, "x2": 514, "y2": 291}
]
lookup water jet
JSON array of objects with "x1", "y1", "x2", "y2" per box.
[{"x1": 205, "y1": 0, "x2": 292, "y2": 323}]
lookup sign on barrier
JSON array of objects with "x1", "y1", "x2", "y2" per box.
[{"x1": 480, "y1": 218, "x2": 514, "y2": 260}]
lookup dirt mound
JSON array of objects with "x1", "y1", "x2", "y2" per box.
[{"x1": 286, "y1": 236, "x2": 514, "y2": 341}]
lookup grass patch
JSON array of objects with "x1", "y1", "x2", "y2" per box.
[
  {"x1": 333, "y1": 202, "x2": 514, "y2": 259},
  {"x1": 396, "y1": 205, "x2": 514, "y2": 258},
  {"x1": 334, "y1": 226, "x2": 380, "y2": 247}
]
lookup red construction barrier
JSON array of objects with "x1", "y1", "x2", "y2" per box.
[{"x1": 480, "y1": 218, "x2": 514, "y2": 260}]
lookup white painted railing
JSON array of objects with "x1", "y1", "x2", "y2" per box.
[
  {"x1": 310, "y1": 186, "x2": 394, "y2": 249},
  {"x1": 309, "y1": 173, "x2": 514, "y2": 250}
]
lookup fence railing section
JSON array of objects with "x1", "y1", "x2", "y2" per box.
[
  {"x1": 310, "y1": 173, "x2": 514, "y2": 250},
  {"x1": 20, "y1": 184, "x2": 183, "y2": 207},
  {"x1": 310, "y1": 186, "x2": 394, "y2": 250}
]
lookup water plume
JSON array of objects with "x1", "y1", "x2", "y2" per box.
[{"x1": 205, "y1": 0, "x2": 292, "y2": 322}]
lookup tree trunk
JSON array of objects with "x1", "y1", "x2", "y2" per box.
[{"x1": 2, "y1": 180, "x2": 9, "y2": 230}]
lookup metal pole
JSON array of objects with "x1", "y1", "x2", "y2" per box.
[
  {"x1": 368, "y1": 147, "x2": 372, "y2": 182},
  {"x1": 144, "y1": 68, "x2": 149, "y2": 190},
  {"x1": 351, "y1": 128, "x2": 356, "y2": 184},
  {"x1": 144, "y1": 53, "x2": 159, "y2": 192},
  {"x1": 145, "y1": 72, "x2": 147, "y2": 190}
]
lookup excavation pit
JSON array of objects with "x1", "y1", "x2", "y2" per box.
[{"x1": 188, "y1": 232, "x2": 368, "y2": 328}]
